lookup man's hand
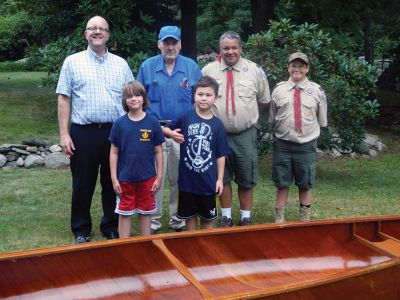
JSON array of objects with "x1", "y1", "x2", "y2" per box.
[{"x1": 60, "y1": 134, "x2": 75, "y2": 156}]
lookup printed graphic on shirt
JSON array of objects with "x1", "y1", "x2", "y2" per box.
[
  {"x1": 140, "y1": 129, "x2": 152, "y2": 142},
  {"x1": 210, "y1": 207, "x2": 216, "y2": 217},
  {"x1": 184, "y1": 122, "x2": 213, "y2": 173}
]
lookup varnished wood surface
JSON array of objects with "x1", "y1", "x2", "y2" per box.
[{"x1": 1, "y1": 215, "x2": 400, "y2": 299}]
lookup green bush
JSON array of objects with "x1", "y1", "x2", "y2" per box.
[
  {"x1": 0, "y1": 11, "x2": 30, "y2": 60},
  {"x1": 0, "y1": 60, "x2": 33, "y2": 72},
  {"x1": 246, "y1": 19, "x2": 380, "y2": 153},
  {"x1": 127, "y1": 51, "x2": 150, "y2": 77},
  {"x1": 39, "y1": 26, "x2": 155, "y2": 88}
]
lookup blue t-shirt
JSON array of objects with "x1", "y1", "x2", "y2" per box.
[
  {"x1": 109, "y1": 114, "x2": 165, "y2": 182},
  {"x1": 137, "y1": 54, "x2": 202, "y2": 121},
  {"x1": 168, "y1": 110, "x2": 230, "y2": 195}
]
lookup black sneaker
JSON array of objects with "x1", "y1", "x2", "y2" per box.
[
  {"x1": 174, "y1": 226, "x2": 188, "y2": 232},
  {"x1": 220, "y1": 216, "x2": 233, "y2": 227},
  {"x1": 75, "y1": 235, "x2": 89, "y2": 244},
  {"x1": 239, "y1": 217, "x2": 252, "y2": 226}
]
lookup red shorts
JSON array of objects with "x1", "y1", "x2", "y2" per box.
[{"x1": 115, "y1": 177, "x2": 157, "y2": 215}]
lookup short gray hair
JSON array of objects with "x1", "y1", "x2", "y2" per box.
[{"x1": 219, "y1": 31, "x2": 242, "y2": 47}]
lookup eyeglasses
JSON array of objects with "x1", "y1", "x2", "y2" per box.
[{"x1": 85, "y1": 27, "x2": 110, "y2": 33}]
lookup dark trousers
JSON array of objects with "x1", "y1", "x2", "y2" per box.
[{"x1": 69, "y1": 123, "x2": 118, "y2": 237}]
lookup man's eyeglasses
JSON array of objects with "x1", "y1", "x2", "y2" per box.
[{"x1": 86, "y1": 27, "x2": 110, "y2": 33}]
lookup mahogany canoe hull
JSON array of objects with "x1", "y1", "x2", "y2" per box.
[{"x1": 1, "y1": 215, "x2": 400, "y2": 299}]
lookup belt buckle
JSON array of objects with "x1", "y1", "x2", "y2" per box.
[{"x1": 98, "y1": 123, "x2": 102, "y2": 128}]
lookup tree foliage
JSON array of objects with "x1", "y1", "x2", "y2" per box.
[
  {"x1": 28, "y1": 0, "x2": 179, "y2": 86},
  {"x1": 246, "y1": 19, "x2": 380, "y2": 153},
  {"x1": 197, "y1": 0, "x2": 252, "y2": 53}
]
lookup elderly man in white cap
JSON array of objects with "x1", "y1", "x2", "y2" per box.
[
  {"x1": 137, "y1": 26, "x2": 201, "y2": 233},
  {"x1": 269, "y1": 52, "x2": 327, "y2": 223}
]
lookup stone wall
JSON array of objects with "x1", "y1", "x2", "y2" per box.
[
  {"x1": 0, "y1": 134, "x2": 387, "y2": 170},
  {"x1": 0, "y1": 139, "x2": 69, "y2": 169}
]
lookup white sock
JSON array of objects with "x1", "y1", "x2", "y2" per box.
[
  {"x1": 221, "y1": 208, "x2": 232, "y2": 219},
  {"x1": 240, "y1": 210, "x2": 251, "y2": 220}
]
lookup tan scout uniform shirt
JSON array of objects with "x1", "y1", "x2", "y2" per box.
[
  {"x1": 202, "y1": 57, "x2": 271, "y2": 133},
  {"x1": 269, "y1": 77, "x2": 327, "y2": 144}
]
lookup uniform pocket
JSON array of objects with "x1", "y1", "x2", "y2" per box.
[
  {"x1": 302, "y1": 99, "x2": 316, "y2": 121},
  {"x1": 275, "y1": 97, "x2": 290, "y2": 119},
  {"x1": 148, "y1": 86, "x2": 161, "y2": 102},
  {"x1": 238, "y1": 80, "x2": 256, "y2": 100}
]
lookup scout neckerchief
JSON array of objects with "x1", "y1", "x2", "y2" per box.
[
  {"x1": 294, "y1": 86, "x2": 302, "y2": 133},
  {"x1": 217, "y1": 55, "x2": 236, "y2": 116}
]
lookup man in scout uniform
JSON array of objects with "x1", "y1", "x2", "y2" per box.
[
  {"x1": 269, "y1": 52, "x2": 327, "y2": 223},
  {"x1": 202, "y1": 31, "x2": 271, "y2": 227}
]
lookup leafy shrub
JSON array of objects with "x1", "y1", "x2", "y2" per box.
[
  {"x1": 197, "y1": 0, "x2": 252, "y2": 53},
  {"x1": 0, "y1": 11, "x2": 30, "y2": 60},
  {"x1": 246, "y1": 19, "x2": 380, "y2": 153},
  {"x1": 127, "y1": 51, "x2": 150, "y2": 77},
  {"x1": 0, "y1": 60, "x2": 31, "y2": 72},
  {"x1": 39, "y1": 28, "x2": 86, "y2": 87},
  {"x1": 39, "y1": 24, "x2": 156, "y2": 88}
]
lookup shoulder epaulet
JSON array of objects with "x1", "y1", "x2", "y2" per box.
[
  {"x1": 202, "y1": 61, "x2": 216, "y2": 70},
  {"x1": 274, "y1": 81, "x2": 286, "y2": 88},
  {"x1": 309, "y1": 81, "x2": 321, "y2": 88}
]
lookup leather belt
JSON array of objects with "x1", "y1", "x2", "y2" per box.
[
  {"x1": 72, "y1": 123, "x2": 113, "y2": 129},
  {"x1": 159, "y1": 120, "x2": 171, "y2": 126}
]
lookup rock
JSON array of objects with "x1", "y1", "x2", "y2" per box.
[
  {"x1": 375, "y1": 141, "x2": 387, "y2": 152},
  {"x1": 1, "y1": 144, "x2": 27, "y2": 150},
  {"x1": 363, "y1": 134, "x2": 379, "y2": 146},
  {"x1": 26, "y1": 146, "x2": 38, "y2": 153},
  {"x1": 49, "y1": 144, "x2": 62, "y2": 153},
  {"x1": 349, "y1": 152, "x2": 358, "y2": 159},
  {"x1": 368, "y1": 149, "x2": 378, "y2": 157},
  {"x1": 44, "y1": 152, "x2": 70, "y2": 169},
  {"x1": 0, "y1": 154, "x2": 6, "y2": 167},
  {"x1": 331, "y1": 149, "x2": 342, "y2": 157},
  {"x1": 22, "y1": 139, "x2": 49, "y2": 147},
  {"x1": 0, "y1": 147, "x2": 11, "y2": 154},
  {"x1": 24, "y1": 154, "x2": 44, "y2": 168},
  {"x1": 6, "y1": 152, "x2": 19, "y2": 162},
  {"x1": 16, "y1": 157, "x2": 24, "y2": 167},
  {"x1": 11, "y1": 147, "x2": 30, "y2": 155},
  {"x1": 4, "y1": 161, "x2": 19, "y2": 169}
]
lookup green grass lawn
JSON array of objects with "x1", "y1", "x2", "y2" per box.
[
  {"x1": 0, "y1": 72, "x2": 59, "y2": 144},
  {"x1": 1, "y1": 72, "x2": 400, "y2": 253}
]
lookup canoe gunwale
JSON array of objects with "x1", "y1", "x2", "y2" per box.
[{"x1": 2, "y1": 214, "x2": 400, "y2": 261}]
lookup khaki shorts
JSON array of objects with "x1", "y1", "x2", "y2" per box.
[
  {"x1": 224, "y1": 126, "x2": 258, "y2": 189},
  {"x1": 272, "y1": 138, "x2": 317, "y2": 189}
]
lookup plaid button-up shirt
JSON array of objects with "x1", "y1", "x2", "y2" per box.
[{"x1": 56, "y1": 47, "x2": 134, "y2": 124}]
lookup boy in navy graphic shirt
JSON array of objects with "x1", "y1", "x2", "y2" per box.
[{"x1": 163, "y1": 76, "x2": 230, "y2": 230}]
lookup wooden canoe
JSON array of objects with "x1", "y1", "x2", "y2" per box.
[{"x1": 1, "y1": 215, "x2": 400, "y2": 299}]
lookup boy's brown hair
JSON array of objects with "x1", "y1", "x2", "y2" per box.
[
  {"x1": 122, "y1": 81, "x2": 148, "y2": 112},
  {"x1": 194, "y1": 76, "x2": 219, "y2": 96}
]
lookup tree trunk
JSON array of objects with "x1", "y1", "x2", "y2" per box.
[
  {"x1": 363, "y1": 6, "x2": 374, "y2": 64},
  {"x1": 250, "y1": 0, "x2": 277, "y2": 34},
  {"x1": 180, "y1": 0, "x2": 198, "y2": 61}
]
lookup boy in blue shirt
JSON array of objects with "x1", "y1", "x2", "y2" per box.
[
  {"x1": 109, "y1": 81, "x2": 164, "y2": 237},
  {"x1": 163, "y1": 76, "x2": 230, "y2": 231}
]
